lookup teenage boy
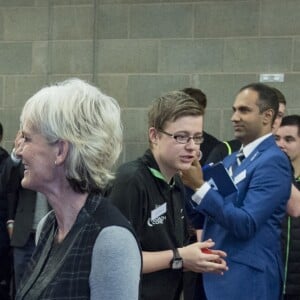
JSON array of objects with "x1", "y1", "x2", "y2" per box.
[{"x1": 109, "y1": 91, "x2": 228, "y2": 300}]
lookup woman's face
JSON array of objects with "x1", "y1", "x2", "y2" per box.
[{"x1": 16, "y1": 121, "x2": 59, "y2": 193}]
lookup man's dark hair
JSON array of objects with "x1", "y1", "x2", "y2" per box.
[
  {"x1": 239, "y1": 83, "x2": 279, "y2": 123},
  {"x1": 181, "y1": 87, "x2": 207, "y2": 109},
  {"x1": 280, "y1": 115, "x2": 300, "y2": 136}
]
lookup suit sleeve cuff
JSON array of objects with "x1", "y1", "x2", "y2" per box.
[{"x1": 191, "y1": 182, "x2": 211, "y2": 206}]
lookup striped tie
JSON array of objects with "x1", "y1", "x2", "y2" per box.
[
  {"x1": 230, "y1": 150, "x2": 245, "y2": 174},
  {"x1": 236, "y1": 150, "x2": 245, "y2": 166}
]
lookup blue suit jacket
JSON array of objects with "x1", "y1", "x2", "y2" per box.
[{"x1": 195, "y1": 136, "x2": 292, "y2": 300}]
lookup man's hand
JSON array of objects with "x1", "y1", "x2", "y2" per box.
[{"x1": 181, "y1": 158, "x2": 204, "y2": 191}]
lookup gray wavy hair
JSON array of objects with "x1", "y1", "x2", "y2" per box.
[{"x1": 20, "y1": 78, "x2": 122, "y2": 193}]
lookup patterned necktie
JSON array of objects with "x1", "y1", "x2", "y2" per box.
[
  {"x1": 236, "y1": 149, "x2": 245, "y2": 166},
  {"x1": 231, "y1": 149, "x2": 245, "y2": 174}
]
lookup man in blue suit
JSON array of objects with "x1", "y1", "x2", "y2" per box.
[{"x1": 182, "y1": 83, "x2": 292, "y2": 299}]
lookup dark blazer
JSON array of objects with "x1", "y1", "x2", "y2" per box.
[
  {"x1": 195, "y1": 136, "x2": 292, "y2": 299},
  {"x1": 205, "y1": 139, "x2": 241, "y2": 165},
  {"x1": 0, "y1": 146, "x2": 9, "y2": 213},
  {"x1": 5, "y1": 160, "x2": 37, "y2": 248}
]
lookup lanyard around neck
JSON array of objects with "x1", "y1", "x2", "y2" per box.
[{"x1": 148, "y1": 167, "x2": 175, "y2": 187}]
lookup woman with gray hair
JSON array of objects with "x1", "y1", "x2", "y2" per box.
[{"x1": 15, "y1": 78, "x2": 141, "y2": 300}]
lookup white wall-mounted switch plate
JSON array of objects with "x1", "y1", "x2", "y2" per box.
[{"x1": 259, "y1": 73, "x2": 284, "y2": 82}]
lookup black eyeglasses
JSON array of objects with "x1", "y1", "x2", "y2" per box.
[{"x1": 159, "y1": 130, "x2": 204, "y2": 145}]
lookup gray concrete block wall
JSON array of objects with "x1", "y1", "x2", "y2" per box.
[
  {"x1": 223, "y1": 38, "x2": 292, "y2": 72},
  {"x1": 129, "y1": 4, "x2": 193, "y2": 38},
  {"x1": 0, "y1": 0, "x2": 299, "y2": 163},
  {"x1": 2, "y1": 7, "x2": 49, "y2": 40},
  {"x1": 96, "y1": 39, "x2": 159, "y2": 73},
  {"x1": 194, "y1": 1, "x2": 259, "y2": 38},
  {"x1": 52, "y1": 6, "x2": 94, "y2": 40},
  {"x1": 97, "y1": 5, "x2": 129, "y2": 39}
]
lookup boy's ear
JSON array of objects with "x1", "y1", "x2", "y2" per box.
[{"x1": 149, "y1": 127, "x2": 158, "y2": 144}]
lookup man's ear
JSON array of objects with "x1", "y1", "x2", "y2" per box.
[
  {"x1": 263, "y1": 109, "x2": 274, "y2": 125},
  {"x1": 55, "y1": 140, "x2": 69, "y2": 166}
]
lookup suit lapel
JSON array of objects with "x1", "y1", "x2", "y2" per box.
[
  {"x1": 242, "y1": 136, "x2": 275, "y2": 169},
  {"x1": 226, "y1": 136, "x2": 276, "y2": 176}
]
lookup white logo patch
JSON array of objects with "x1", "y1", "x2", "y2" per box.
[
  {"x1": 151, "y1": 203, "x2": 167, "y2": 221},
  {"x1": 147, "y1": 216, "x2": 166, "y2": 227}
]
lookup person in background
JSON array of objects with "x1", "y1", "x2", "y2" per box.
[
  {"x1": 205, "y1": 86, "x2": 286, "y2": 164},
  {"x1": 109, "y1": 91, "x2": 228, "y2": 300},
  {"x1": 15, "y1": 78, "x2": 141, "y2": 300},
  {"x1": 0, "y1": 123, "x2": 9, "y2": 168},
  {"x1": 180, "y1": 87, "x2": 221, "y2": 300},
  {"x1": 0, "y1": 122, "x2": 11, "y2": 300},
  {"x1": 182, "y1": 83, "x2": 292, "y2": 299},
  {"x1": 181, "y1": 88, "x2": 221, "y2": 166},
  {"x1": 275, "y1": 115, "x2": 300, "y2": 300}
]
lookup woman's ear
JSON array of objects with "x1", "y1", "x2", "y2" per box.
[{"x1": 54, "y1": 140, "x2": 69, "y2": 166}]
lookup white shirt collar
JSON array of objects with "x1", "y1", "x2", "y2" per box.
[{"x1": 240, "y1": 133, "x2": 272, "y2": 158}]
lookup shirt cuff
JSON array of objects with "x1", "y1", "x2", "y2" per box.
[{"x1": 191, "y1": 182, "x2": 211, "y2": 206}]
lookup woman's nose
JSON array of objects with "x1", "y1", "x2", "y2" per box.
[{"x1": 15, "y1": 138, "x2": 25, "y2": 157}]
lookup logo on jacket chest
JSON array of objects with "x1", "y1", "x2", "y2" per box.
[
  {"x1": 147, "y1": 203, "x2": 167, "y2": 227},
  {"x1": 147, "y1": 215, "x2": 167, "y2": 227}
]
